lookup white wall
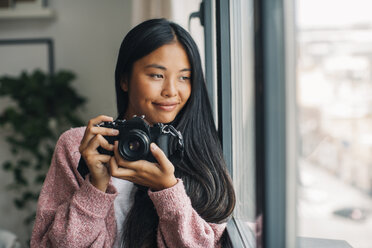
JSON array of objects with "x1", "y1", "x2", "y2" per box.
[{"x1": 0, "y1": 0, "x2": 132, "y2": 245}]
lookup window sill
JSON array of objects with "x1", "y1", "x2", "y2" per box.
[
  {"x1": 226, "y1": 218, "x2": 256, "y2": 248},
  {"x1": 226, "y1": 218, "x2": 353, "y2": 248},
  {"x1": 297, "y1": 237, "x2": 353, "y2": 248}
]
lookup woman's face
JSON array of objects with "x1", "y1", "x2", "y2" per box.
[{"x1": 122, "y1": 41, "x2": 192, "y2": 125}]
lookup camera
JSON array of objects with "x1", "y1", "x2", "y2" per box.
[{"x1": 96, "y1": 115, "x2": 184, "y2": 163}]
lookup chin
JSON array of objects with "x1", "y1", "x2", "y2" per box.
[
  {"x1": 159, "y1": 118, "x2": 176, "y2": 124},
  {"x1": 151, "y1": 115, "x2": 177, "y2": 124}
]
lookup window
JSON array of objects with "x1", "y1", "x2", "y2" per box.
[
  {"x1": 214, "y1": 0, "x2": 258, "y2": 246},
  {"x1": 296, "y1": 0, "x2": 372, "y2": 247},
  {"x1": 213, "y1": 0, "x2": 295, "y2": 246},
  {"x1": 230, "y1": 0, "x2": 256, "y2": 245},
  {"x1": 204, "y1": 0, "x2": 372, "y2": 247}
]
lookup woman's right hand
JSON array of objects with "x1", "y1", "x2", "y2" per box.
[{"x1": 79, "y1": 115, "x2": 119, "y2": 192}]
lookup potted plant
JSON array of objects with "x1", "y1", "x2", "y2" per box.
[{"x1": 0, "y1": 69, "x2": 86, "y2": 227}]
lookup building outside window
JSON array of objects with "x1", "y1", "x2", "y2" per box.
[{"x1": 297, "y1": 0, "x2": 372, "y2": 247}]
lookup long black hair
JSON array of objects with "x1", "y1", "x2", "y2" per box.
[{"x1": 114, "y1": 18, "x2": 235, "y2": 248}]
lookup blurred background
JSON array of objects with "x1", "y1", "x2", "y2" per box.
[{"x1": 297, "y1": 0, "x2": 372, "y2": 247}]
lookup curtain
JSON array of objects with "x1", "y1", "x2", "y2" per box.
[{"x1": 131, "y1": 0, "x2": 173, "y2": 26}]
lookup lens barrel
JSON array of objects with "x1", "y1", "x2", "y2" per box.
[{"x1": 118, "y1": 129, "x2": 150, "y2": 161}]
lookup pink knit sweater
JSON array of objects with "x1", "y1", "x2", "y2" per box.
[{"x1": 30, "y1": 127, "x2": 226, "y2": 248}]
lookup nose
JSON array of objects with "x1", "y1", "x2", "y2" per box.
[{"x1": 161, "y1": 78, "x2": 177, "y2": 97}]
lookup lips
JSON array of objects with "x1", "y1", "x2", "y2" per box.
[{"x1": 153, "y1": 101, "x2": 179, "y2": 111}]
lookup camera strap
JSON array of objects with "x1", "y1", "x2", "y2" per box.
[{"x1": 162, "y1": 125, "x2": 184, "y2": 165}]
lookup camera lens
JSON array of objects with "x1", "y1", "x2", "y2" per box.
[
  {"x1": 118, "y1": 129, "x2": 150, "y2": 161},
  {"x1": 128, "y1": 140, "x2": 141, "y2": 152}
]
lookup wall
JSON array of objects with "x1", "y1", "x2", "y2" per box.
[
  {"x1": 0, "y1": 0, "x2": 132, "y2": 245},
  {"x1": 0, "y1": 0, "x2": 204, "y2": 245}
]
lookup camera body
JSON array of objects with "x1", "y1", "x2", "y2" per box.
[{"x1": 97, "y1": 116, "x2": 172, "y2": 162}]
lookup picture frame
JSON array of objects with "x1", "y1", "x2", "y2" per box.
[{"x1": 0, "y1": 38, "x2": 54, "y2": 77}]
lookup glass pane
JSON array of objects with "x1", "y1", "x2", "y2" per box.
[
  {"x1": 296, "y1": 0, "x2": 372, "y2": 247},
  {"x1": 230, "y1": 0, "x2": 257, "y2": 246}
]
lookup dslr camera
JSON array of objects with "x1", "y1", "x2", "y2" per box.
[{"x1": 96, "y1": 115, "x2": 184, "y2": 163}]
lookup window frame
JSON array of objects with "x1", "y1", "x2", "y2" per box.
[
  {"x1": 205, "y1": 0, "x2": 358, "y2": 247},
  {"x1": 210, "y1": 0, "x2": 296, "y2": 247}
]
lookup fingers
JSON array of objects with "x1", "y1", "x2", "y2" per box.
[
  {"x1": 85, "y1": 134, "x2": 114, "y2": 154},
  {"x1": 112, "y1": 142, "x2": 172, "y2": 172},
  {"x1": 88, "y1": 115, "x2": 114, "y2": 127},
  {"x1": 79, "y1": 115, "x2": 118, "y2": 153},
  {"x1": 111, "y1": 141, "x2": 160, "y2": 174},
  {"x1": 85, "y1": 154, "x2": 112, "y2": 167},
  {"x1": 150, "y1": 143, "x2": 173, "y2": 171},
  {"x1": 112, "y1": 142, "x2": 147, "y2": 171},
  {"x1": 80, "y1": 135, "x2": 113, "y2": 173},
  {"x1": 109, "y1": 156, "x2": 137, "y2": 179},
  {"x1": 84, "y1": 115, "x2": 115, "y2": 142},
  {"x1": 110, "y1": 142, "x2": 176, "y2": 190},
  {"x1": 109, "y1": 155, "x2": 159, "y2": 189},
  {"x1": 78, "y1": 115, "x2": 117, "y2": 191},
  {"x1": 88, "y1": 126, "x2": 119, "y2": 136}
]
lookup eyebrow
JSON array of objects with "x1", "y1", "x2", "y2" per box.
[
  {"x1": 145, "y1": 64, "x2": 191, "y2": 72},
  {"x1": 145, "y1": 64, "x2": 166, "y2": 70}
]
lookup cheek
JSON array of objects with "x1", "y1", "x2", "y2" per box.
[
  {"x1": 130, "y1": 82, "x2": 154, "y2": 103},
  {"x1": 181, "y1": 84, "x2": 192, "y2": 102},
  {"x1": 142, "y1": 85, "x2": 160, "y2": 102}
]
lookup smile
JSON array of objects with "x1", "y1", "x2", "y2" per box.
[{"x1": 153, "y1": 102, "x2": 178, "y2": 111}]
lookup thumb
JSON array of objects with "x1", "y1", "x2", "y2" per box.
[{"x1": 150, "y1": 143, "x2": 172, "y2": 170}]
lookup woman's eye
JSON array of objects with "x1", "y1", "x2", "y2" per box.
[
  {"x1": 180, "y1": 76, "x2": 191, "y2": 81},
  {"x1": 149, "y1": 74, "x2": 163, "y2": 79}
]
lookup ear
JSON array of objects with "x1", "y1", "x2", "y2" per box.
[{"x1": 120, "y1": 77, "x2": 129, "y2": 92}]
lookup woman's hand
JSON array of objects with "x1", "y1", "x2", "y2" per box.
[
  {"x1": 109, "y1": 142, "x2": 177, "y2": 191},
  {"x1": 79, "y1": 115, "x2": 119, "y2": 192}
]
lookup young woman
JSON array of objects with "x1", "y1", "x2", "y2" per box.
[{"x1": 31, "y1": 18, "x2": 235, "y2": 248}]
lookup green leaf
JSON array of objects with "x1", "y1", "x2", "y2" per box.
[
  {"x1": 14, "y1": 198, "x2": 24, "y2": 209},
  {"x1": 24, "y1": 211, "x2": 36, "y2": 225},
  {"x1": 13, "y1": 168, "x2": 28, "y2": 186},
  {"x1": 18, "y1": 159, "x2": 31, "y2": 168},
  {"x1": 2, "y1": 161, "x2": 12, "y2": 171},
  {"x1": 35, "y1": 174, "x2": 46, "y2": 184},
  {"x1": 10, "y1": 147, "x2": 19, "y2": 155}
]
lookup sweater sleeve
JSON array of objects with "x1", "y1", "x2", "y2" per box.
[
  {"x1": 30, "y1": 128, "x2": 118, "y2": 248},
  {"x1": 148, "y1": 179, "x2": 227, "y2": 248}
]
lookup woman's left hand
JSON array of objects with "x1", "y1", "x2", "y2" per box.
[{"x1": 109, "y1": 142, "x2": 178, "y2": 191}]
